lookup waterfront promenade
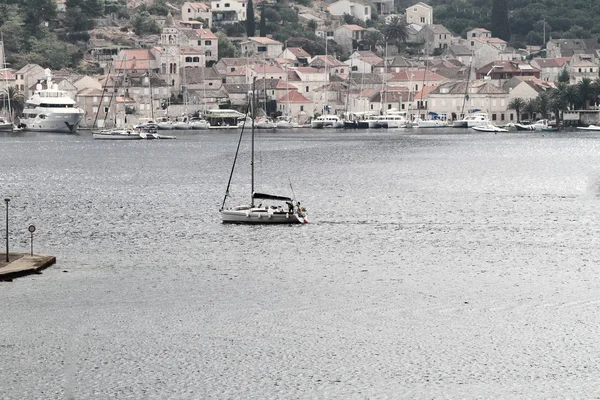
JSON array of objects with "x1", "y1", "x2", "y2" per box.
[{"x1": 0, "y1": 254, "x2": 56, "y2": 281}]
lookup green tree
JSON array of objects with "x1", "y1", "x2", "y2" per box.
[
  {"x1": 217, "y1": 32, "x2": 238, "y2": 59},
  {"x1": 508, "y1": 97, "x2": 525, "y2": 123},
  {"x1": 382, "y1": 16, "x2": 407, "y2": 52},
  {"x1": 524, "y1": 98, "x2": 537, "y2": 121},
  {"x1": 27, "y1": 32, "x2": 79, "y2": 69},
  {"x1": 22, "y1": 0, "x2": 57, "y2": 37},
  {"x1": 0, "y1": 86, "x2": 24, "y2": 122},
  {"x1": 557, "y1": 68, "x2": 570, "y2": 83},
  {"x1": 246, "y1": 0, "x2": 255, "y2": 37},
  {"x1": 549, "y1": 83, "x2": 569, "y2": 129},
  {"x1": 491, "y1": 0, "x2": 510, "y2": 41},
  {"x1": 536, "y1": 91, "x2": 550, "y2": 119},
  {"x1": 0, "y1": 10, "x2": 26, "y2": 56},
  {"x1": 363, "y1": 30, "x2": 384, "y2": 52},
  {"x1": 577, "y1": 77, "x2": 594, "y2": 109},
  {"x1": 132, "y1": 11, "x2": 160, "y2": 36},
  {"x1": 307, "y1": 20, "x2": 317, "y2": 32},
  {"x1": 260, "y1": 4, "x2": 267, "y2": 37}
]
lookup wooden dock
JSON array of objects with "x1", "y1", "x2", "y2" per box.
[{"x1": 0, "y1": 254, "x2": 56, "y2": 281}]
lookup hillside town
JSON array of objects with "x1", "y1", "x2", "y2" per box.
[{"x1": 2, "y1": 0, "x2": 600, "y2": 130}]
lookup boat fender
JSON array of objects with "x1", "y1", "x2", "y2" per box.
[
  {"x1": 285, "y1": 213, "x2": 289, "y2": 218},
  {"x1": 258, "y1": 213, "x2": 262, "y2": 219},
  {"x1": 245, "y1": 211, "x2": 250, "y2": 218}
]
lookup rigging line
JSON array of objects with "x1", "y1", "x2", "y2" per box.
[
  {"x1": 93, "y1": 61, "x2": 113, "y2": 128},
  {"x1": 220, "y1": 99, "x2": 251, "y2": 211}
]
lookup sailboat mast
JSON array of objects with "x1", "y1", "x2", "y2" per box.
[
  {"x1": 251, "y1": 77, "x2": 256, "y2": 206},
  {"x1": 1, "y1": 33, "x2": 11, "y2": 123}
]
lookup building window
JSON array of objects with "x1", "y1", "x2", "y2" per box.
[
  {"x1": 492, "y1": 114, "x2": 497, "y2": 121},
  {"x1": 352, "y1": 66, "x2": 358, "y2": 72},
  {"x1": 205, "y1": 51, "x2": 211, "y2": 57},
  {"x1": 193, "y1": 57, "x2": 200, "y2": 62},
  {"x1": 104, "y1": 107, "x2": 109, "y2": 113},
  {"x1": 364, "y1": 7, "x2": 368, "y2": 13},
  {"x1": 472, "y1": 33, "x2": 476, "y2": 37},
  {"x1": 510, "y1": 113, "x2": 514, "y2": 120},
  {"x1": 420, "y1": 17, "x2": 425, "y2": 23},
  {"x1": 225, "y1": 3, "x2": 230, "y2": 6},
  {"x1": 92, "y1": 106, "x2": 98, "y2": 113},
  {"x1": 186, "y1": 57, "x2": 192, "y2": 62},
  {"x1": 306, "y1": 86, "x2": 309, "y2": 92},
  {"x1": 471, "y1": 41, "x2": 474, "y2": 46},
  {"x1": 205, "y1": 40, "x2": 212, "y2": 45},
  {"x1": 188, "y1": 8, "x2": 191, "y2": 12},
  {"x1": 198, "y1": 40, "x2": 202, "y2": 45},
  {"x1": 579, "y1": 68, "x2": 582, "y2": 72},
  {"x1": 300, "y1": 105, "x2": 304, "y2": 111},
  {"x1": 93, "y1": 96, "x2": 98, "y2": 103},
  {"x1": 257, "y1": 46, "x2": 267, "y2": 52},
  {"x1": 216, "y1": 3, "x2": 219, "y2": 7}
]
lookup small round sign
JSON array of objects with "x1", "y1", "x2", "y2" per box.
[{"x1": 28, "y1": 225, "x2": 36, "y2": 233}]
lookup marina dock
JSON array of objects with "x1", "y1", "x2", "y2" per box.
[{"x1": 0, "y1": 254, "x2": 56, "y2": 281}]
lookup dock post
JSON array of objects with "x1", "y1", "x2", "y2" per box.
[{"x1": 4, "y1": 198, "x2": 8, "y2": 262}]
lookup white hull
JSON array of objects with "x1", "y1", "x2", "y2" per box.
[
  {"x1": 472, "y1": 124, "x2": 507, "y2": 133},
  {"x1": 20, "y1": 110, "x2": 83, "y2": 133},
  {"x1": 577, "y1": 125, "x2": 600, "y2": 131},
  {"x1": 221, "y1": 207, "x2": 307, "y2": 224},
  {"x1": 93, "y1": 130, "x2": 143, "y2": 140},
  {"x1": 311, "y1": 121, "x2": 344, "y2": 129},
  {"x1": 417, "y1": 120, "x2": 446, "y2": 128},
  {"x1": 0, "y1": 122, "x2": 14, "y2": 132}
]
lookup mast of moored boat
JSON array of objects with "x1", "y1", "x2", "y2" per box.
[{"x1": 251, "y1": 77, "x2": 256, "y2": 207}]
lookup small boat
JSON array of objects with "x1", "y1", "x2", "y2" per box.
[
  {"x1": 577, "y1": 124, "x2": 600, "y2": 131},
  {"x1": 220, "y1": 80, "x2": 308, "y2": 224},
  {"x1": 0, "y1": 116, "x2": 15, "y2": 132},
  {"x1": 514, "y1": 123, "x2": 536, "y2": 131},
  {"x1": 256, "y1": 117, "x2": 276, "y2": 129},
  {"x1": 156, "y1": 117, "x2": 174, "y2": 130},
  {"x1": 275, "y1": 115, "x2": 298, "y2": 129},
  {"x1": 472, "y1": 124, "x2": 508, "y2": 133},
  {"x1": 310, "y1": 114, "x2": 344, "y2": 129},
  {"x1": 189, "y1": 117, "x2": 209, "y2": 130},
  {"x1": 206, "y1": 109, "x2": 246, "y2": 129},
  {"x1": 454, "y1": 112, "x2": 490, "y2": 128},
  {"x1": 93, "y1": 129, "x2": 143, "y2": 140},
  {"x1": 416, "y1": 118, "x2": 446, "y2": 128},
  {"x1": 378, "y1": 113, "x2": 408, "y2": 129}
]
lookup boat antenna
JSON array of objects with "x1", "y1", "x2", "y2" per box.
[{"x1": 220, "y1": 86, "x2": 252, "y2": 211}]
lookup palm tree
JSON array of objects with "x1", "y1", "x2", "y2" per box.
[
  {"x1": 564, "y1": 84, "x2": 578, "y2": 110},
  {"x1": 363, "y1": 30, "x2": 384, "y2": 53},
  {"x1": 508, "y1": 97, "x2": 525, "y2": 123},
  {"x1": 524, "y1": 98, "x2": 537, "y2": 121},
  {"x1": 0, "y1": 86, "x2": 24, "y2": 122},
  {"x1": 382, "y1": 16, "x2": 407, "y2": 52},
  {"x1": 536, "y1": 91, "x2": 550, "y2": 120},
  {"x1": 577, "y1": 77, "x2": 593, "y2": 109},
  {"x1": 549, "y1": 83, "x2": 569, "y2": 130}
]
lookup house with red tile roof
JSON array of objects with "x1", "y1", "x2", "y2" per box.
[
  {"x1": 334, "y1": 25, "x2": 365, "y2": 54},
  {"x1": 530, "y1": 57, "x2": 571, "y2": 82},
  {"x1": 181, "y1": 2, "x2": 212, "y2": 27},
  {"x1": 329, "y1": 0, "x2": 372, "y2": 22},
  {"x1": 277, "y1": 91, "x2": 314, "y2": 123},
  {"x1": 475, "y1": 61, "x2": 540, "y2": 80},
  {"x1": 240, "y1": 37, "x2": 284, "y2": 59}
]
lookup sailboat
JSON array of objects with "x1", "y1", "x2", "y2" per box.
[{"x1": 220, "y1": 79, "x2": 308, "y2": 224}]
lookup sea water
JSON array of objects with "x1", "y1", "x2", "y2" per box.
[{"x1": 1, "y1": 128, "x2": 600, "y2": 398}]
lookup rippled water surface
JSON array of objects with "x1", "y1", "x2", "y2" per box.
[{"x1": 2, "y1": 128, "x2": 600, "y2": 398}]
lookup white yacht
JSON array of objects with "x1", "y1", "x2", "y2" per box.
[
  {"x1": 378, "y1": 113, "x2": 409, "y2": 129},
  {"x1": 453, "y1": 112, "x2": 489, "y2": 128},
  {"x1": 19, "y1": 69, "x2": 84, "y2": 133},
  {"x1": 311, "y1": 114, "x2": 344, "y2": 129}
]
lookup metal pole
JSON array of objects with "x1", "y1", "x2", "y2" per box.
[
  {"x1": 30, "y1": 232, "x2": 33, "y2": 257},
  {"x1": 4, "y1": 198, "x2": 9, "y2": 262}
]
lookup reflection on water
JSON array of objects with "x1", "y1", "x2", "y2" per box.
[{"x1": 1, "y1": 128, "x2": 600, "y2": 398}]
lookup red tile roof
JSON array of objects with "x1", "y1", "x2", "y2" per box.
[{"x1": 277, "y1": 91, "x2": 312, "y2": 103}]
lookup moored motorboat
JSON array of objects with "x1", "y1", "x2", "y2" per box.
[
  {"x1": 93, "y1": 129, "x2": 143, "y2": 140},
  {"x1": 472, "y1": 124, "x2": 508, "y2": 133},
  {"x1": 577, "y1": 124, "x2": 600, "y2": 131},
  {"x1": 514, "y1": 123, "x2": 536, "y2": 131},
  {"x1": 310, "y1": 114, "x2": 344, "y2": 129}
]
